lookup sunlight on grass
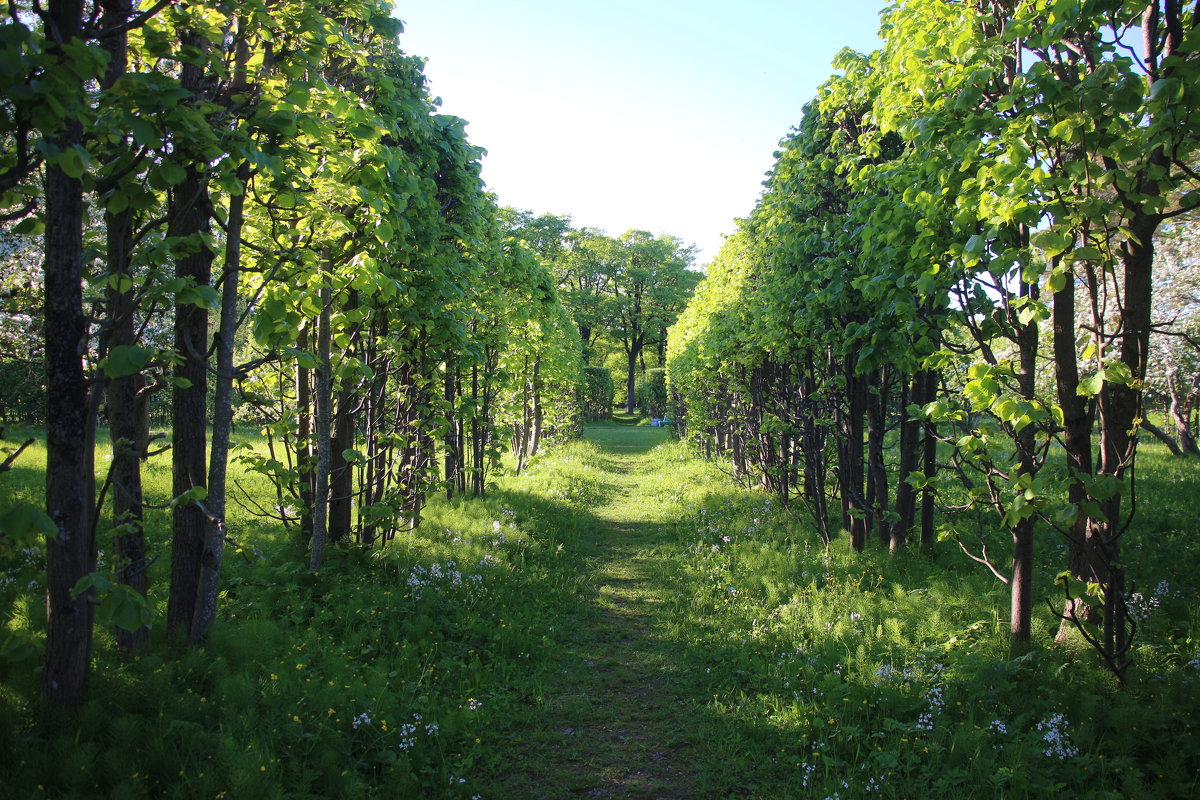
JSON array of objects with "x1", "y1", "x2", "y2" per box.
[{"x1": 2, "y1": 429, "x2": 1198, "y2": 798}]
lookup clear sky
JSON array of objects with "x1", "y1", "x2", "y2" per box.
[{"x1": 395, "y1": 1, "x2": 887, "y2": 267}]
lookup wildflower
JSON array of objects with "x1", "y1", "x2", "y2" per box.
[{"x1": 1037, "y1": 713, "x2": 1079, "y2": 759}]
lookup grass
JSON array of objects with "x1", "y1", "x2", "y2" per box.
[{"x1": 1, "y1": 423, "x2": 1199, "y2": 797}]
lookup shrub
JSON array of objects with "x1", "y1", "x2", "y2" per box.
[{"x1": 636, "y1": 368, "x2": 668, "y2": 419}]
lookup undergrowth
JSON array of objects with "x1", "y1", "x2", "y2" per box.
[{"x1": 1, "y1": 427, "x2": 1198, "y2": 798}]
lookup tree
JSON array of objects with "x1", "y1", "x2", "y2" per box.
[{"x1": 605, "y1": 230, "x2": 698, "y2": 414}]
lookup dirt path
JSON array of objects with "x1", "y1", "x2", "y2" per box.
[{"x1": 492, "y1": 426, "x2": 703, "y2": 798}]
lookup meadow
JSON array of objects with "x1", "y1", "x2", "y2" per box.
[{"x1": 1, "y1": 419, "x2": 1198, "y2": 798}]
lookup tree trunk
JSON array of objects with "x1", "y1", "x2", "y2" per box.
[
  {"x1": 41, "y1": 45, "x2": 92, "y2": 705},
  {"x1": 866, "y1": 368, "x2": 888, "y2": 547},
  {"x1": 530, "y1": 358, "x2": 543, "y2": 458},
  {"x1": 1009, "y1": 279, "x2": 1040, "y2": 649},
  {"x1": 191, "y1": 154, "x2": 248, "y2": 642},
  {"x1": 329, "y1": 385, "x2": 355, "y2": 543},
  {"x1": 919, "y1": 369, "x2": 938, "y2": 546},
  {"x1": 625, "y1": 341, "x2": 640, "y2": 414},
  {"x1": 296, "y1": 328, "x2": 313, "y2": 537},
  {"x1": 329, "y1": 290, "x2": 357, "y2": 543},
  {"x1": 891, "y1": 372, "x2": 926, "y2": 552},
  {"x1": 100, "y1": 0, "x2": 146, "y2": 653},
  {"x1": 1140, "y1": 417, "x2": 1182, "y2": 456},
  {"x1": 310, "y1": 281, "x2": 332, "y2": 570},
  {"x1": 1167, "y1": 371, "x2": 1199, "y2": 456},
  {"x1": 166, "y1": 33, "x2": 215, "y2": 638},
  {"x1": 841, "y1": 366, "x2": 867, "y2": 552},
  {"x1": 1053, "y1": 262, "x2": 1100, "y2": 640},
  {"x1": 444, "y1": 363, "x2": 459, "y2": 499}
]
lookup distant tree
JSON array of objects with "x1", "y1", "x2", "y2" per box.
[
  {"x1": 604, "y1": 231, "x2": 698, "y2": 414},
  {"x1": 1146, "y1": 210, "x2": 1200, "y2": 456},
  {"x1": 558, "y1": 228, "x2": 621, "y2": 362}
]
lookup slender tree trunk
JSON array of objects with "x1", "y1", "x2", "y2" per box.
[
  {"x1": 919, "y1": 369, "x2": 938, "y2": 546},
  {"x1": 891, "y1": 372, "x2": 926, "y2": 552},
  {"x1": 866, "y1": 368, "x2": 888, "y2": 546},
  {"x1": 166, "y1": 33, "x2": 215, "y2": 637},
  {"x1": 310, "y1": 281, "x2": 332, "y2": 570},
  {"x1": 515, "y1": 355, "x2": 531, "y2": 473},
  {"x1": 840, "y1": 365, "x2": 867, "y2": 552},
  {"x1": 296, "y1": 328, "x2": 314, "y2": 537},
  {"x1": 530, "y1": 358, "x2": 543, "y2": 458},
  {"x1": 41, "y1": 0, "x2": 92, "y2": 701},
  {"x1": 1009, "y1": 279, "x2": 1039, "y2": 649},
  {"x1": 191, "y1": 153, "x2": 248, "y2": 642},
  {"x1": 471, "y1": 363, "x2": 483, "y2": 495},
  {"x1": 329, "y1": 386, "x2": 355, "y2": 543},
  {"x1": 1168, "y1": 372, "x2": 1199, "y2": 455},
  {"x1": 444, "y1": 363, "x2": 459, "y2": 499},
  {"x1": 99, "y1": 0, "x2": 146, "y2": 652},
  {"x1": 1053, "y1": 263, "x2": 1099, "y2": 639}
]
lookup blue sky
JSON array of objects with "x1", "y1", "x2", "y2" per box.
[{"x1": 396, "y1": 1, "x2": 887, "y2": 266}]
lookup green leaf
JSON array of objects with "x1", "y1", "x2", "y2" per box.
[
  {"x1": 103, "y1": 345, "x2": 155, "y2": 378},
  {"x1": 106, "y1": 190, "x2": 130, "y2": 214},
  {"x1": 1077, "y1": 372, "x2": 1104, "y2": 397},
  {"x1": 1030, "y1": 230, "x2": 1070, "y2": 258},
  {"x1": 128, "y1": 118, "x2": 160, "y2": 148},
  {"x1": 170, "y1": 485, "x2": 207, "y2": 507},
  {"x1": 12, "y1": 216, "x2": 44, "y2": 235},
  {"x1": 0, "y1": 632, "x2": 37, "y2": 664},
  {"x1": 0, "y1": 504, "x2": 58, "y2": 542},
  {"x1": 1149, "y1": 77, "x2": 1180, "y2": 103},
  {"x1": 57, "y1": 146, "x2": 89, "y2": 179},
  {"x1": 177, "y1": 284, "x2": 220, "y2": 309},
  {"x1": 284, "y1": 347, "x2": 318, "y2": 370},
  {"x1": 1047, "y1": 269, "x2": 1067, "y2": 293},
  {"x1": 158, "y1": 162, "x2": 187, "y2": 187},
  {"x1": 1104, "y1": 360, "x2": 1133, "y2": 385}
]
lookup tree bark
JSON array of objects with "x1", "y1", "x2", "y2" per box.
[
  {"x1": 625, "y1": 340, "x2": 641, "y2": 414},
  {"x1": 309, "y1": 281, "x2": 332, "y2": 570},
  {"x1": 99, "y1": 0, "x2": 146, "y2": 653},
  {"x1": 166, "y1": 33, "x2": 215, "y2": 638},
  {"x1": 41, "y1": 98, "x2": 92, "y2": 707},
  {"x1": 1167, "y1": 370, "x2": 1199, "y2": 455},
  {"x1": 866, "y1": 368, "x2": 889, "y2": 547},
  {"x1": 1009, "y1": 278, "x2": 1039, "y2": 649},
  {"x1": 919, "y1": 369, "x2": 938, "y2": 546},
  {"x1": 191, "y1": 157, "x2": 248, "y2": 642}
]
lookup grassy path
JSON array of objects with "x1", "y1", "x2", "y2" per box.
[{"x1": 491, "y1": 424, "x2": 704, "y2": 798}]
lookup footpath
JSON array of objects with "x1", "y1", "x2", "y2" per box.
[{"x1": 492, "y1": 424, "x2": 702, "y2": 799}]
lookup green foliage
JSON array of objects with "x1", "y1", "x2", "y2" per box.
[
  {"x1": 636, "y1": 367, "x2": 668, "y2": 418},
  {"x1": 580, "y1": 366, "x2": 613, "y2": 422}
]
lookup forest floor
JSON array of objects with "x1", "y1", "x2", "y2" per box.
[{"x1": 486, "y1": 422, "x2": 704, "y2": 798}]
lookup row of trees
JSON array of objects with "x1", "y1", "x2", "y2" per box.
[
  {"x1": 0, "y1": 0, "x2": 583, "y2": 708},
  {"x1": 668, "y1": 0, "x2": 1199, "y2": 678},
  {"x1": 503, "y1": 211, "x2": 701, "y2": 413}
]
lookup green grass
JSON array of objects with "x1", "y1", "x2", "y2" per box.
[{"x1": 1, "y1": 425, "x2": 1199, "y2": 798}]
